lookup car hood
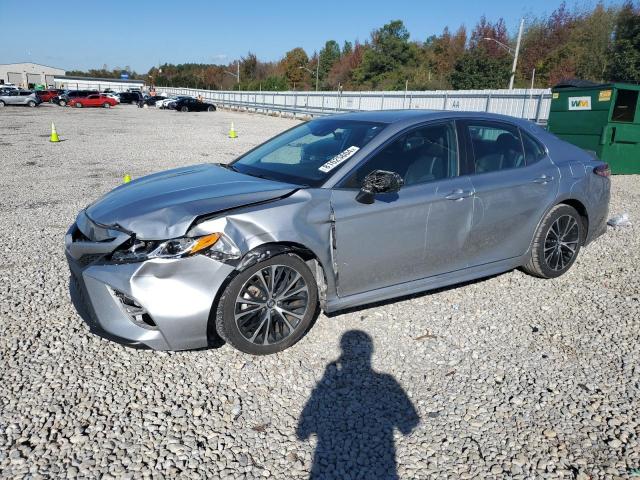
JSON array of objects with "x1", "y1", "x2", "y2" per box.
[{"x1": 85, "y1": 163, "x2": 298, "y2": 239}]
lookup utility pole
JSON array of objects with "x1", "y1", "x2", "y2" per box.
[
  {"x1": 224, "y1": 61, "x2": 240, "y2": 90},
  {"x1": 509, "y1": 19, "x2": 524, "y2": 90},
  {"x1": 298, "y1": 65, "x2": 319, "y2": 92}
]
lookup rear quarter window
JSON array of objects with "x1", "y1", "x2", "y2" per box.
[{"x1": 520, "y1": 130, "x2": 547, "y2": 165}]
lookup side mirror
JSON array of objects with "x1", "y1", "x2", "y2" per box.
[{"x1": 355, "y1": 170, "x2": 404, "y2": 204}]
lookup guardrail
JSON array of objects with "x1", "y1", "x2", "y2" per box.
[{"x1": 159, "y1": 87, "x2": 553, "y2": 123}]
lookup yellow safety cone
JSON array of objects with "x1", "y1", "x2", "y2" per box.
[
  {"x1": 123, "y1": 174, "x2": 132, "y2": 183},
  {"x1": 50, "y1": 122, "x2": 60, "y2": 143},
  {"x1": 228, "y1": 122, "x2": 237, "y2": 139}
]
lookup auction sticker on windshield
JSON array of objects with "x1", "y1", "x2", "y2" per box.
[{"x1": 318, "y1": 146, "x2": 360, "y2": 173}]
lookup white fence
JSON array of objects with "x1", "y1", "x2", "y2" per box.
[{"x1": 159, "y1": 87, "x2": 553, "y2": 123}]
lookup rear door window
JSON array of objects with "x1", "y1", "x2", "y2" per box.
[
  {"x1": 611, "y1": 89, "x2": 638, "y2": 123},
  {"x1": 466, "y1": 122, "x2": 525, "y2": 173}
]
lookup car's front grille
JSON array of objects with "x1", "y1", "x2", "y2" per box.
[{"x1": 76, "y1": 253, "x2": 104, "y2": 268}]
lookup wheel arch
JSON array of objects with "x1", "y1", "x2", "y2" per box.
[
  {"x1": 558, "y1": 198, "x2": 589, "y2": 242},
  {"x1": 206, "y1": 241, "x2": 329, "y2": 347},
  {"x1": 524, "y1": 196, "x2": 590, "y2": 263}
]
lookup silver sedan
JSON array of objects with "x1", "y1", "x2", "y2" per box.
[{"x1": 65, "y1": 111, "x2": 610, "y2": 354}]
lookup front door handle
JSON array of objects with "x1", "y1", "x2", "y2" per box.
[
  {"x1": 445, "y1": 188, "x2": 474, "y2": 201},
  {"x1": 533, "y1": 175, "x2": 554, "y2": 184}
]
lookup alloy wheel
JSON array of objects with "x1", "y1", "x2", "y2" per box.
[
  {"x1": 544, "y1": 214, "x2": 580, "y2": 271},
  {"x1": 234, "y1": 264, "x2": 309, "y2": 345}
]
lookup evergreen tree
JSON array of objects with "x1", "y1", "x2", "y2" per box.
[{"x1": 607, "y1": 1, "x2": 640, "y2": 83}]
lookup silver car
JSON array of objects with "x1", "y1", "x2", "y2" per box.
[
  {"x1": 0, "y1": 90, "x2": 39, "y2": 107},
  {"x1": 65, "y1": 111, "x2": 610, "y2": 355}
]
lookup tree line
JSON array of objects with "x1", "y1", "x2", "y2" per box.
[{"x1": 69, "y1": 1, "x2": 640, "y2": 91}]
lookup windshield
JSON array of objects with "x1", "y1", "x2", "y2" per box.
[{"x1": 230, "y1": 119, "x2": 386, "y2": 186}]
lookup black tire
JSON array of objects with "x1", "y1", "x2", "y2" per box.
[
  {"x1": 207, "y1": 105, "x2": 215, "y2": 112},
  {"x1": 216, "y1": 254, "x2": 318, "y2": 355},
  {"x1": 59, "y1": 100, "x2": 67, "y2": 106},
  {"x1": 27, "y1": 100, "x2": 36, "y2": 107},
  {"x1": 103, "y1": 102, "x2": 111, "y2": 108},
  {"x1": 180, "y1": 106, "x2": 188, "y2": 112},
  {"x1": 0, "y1": 100, "x2": 5, "y2": 108},
  {"x1": 522, "y1": 204, "x2": 583, "y2": 279}
]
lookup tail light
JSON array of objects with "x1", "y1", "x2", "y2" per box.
[{"x1": 594, "y1": 164, "x2": 611, "y2": 178}]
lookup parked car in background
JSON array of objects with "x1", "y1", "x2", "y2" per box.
[
  {"x1": 157, "y1": 96, "x2": 190, "y2": 109},
  {"x1": 65, "y1": 111, "x2": 610, "y2": 355},
  {"x1": 53, "y1": 90, "x2": 98, "y2": 106},
  {"x1": 118, "y1": 91, "x2": 142, "y2": 104},
  {"x1": 69, "y1": 94, "x2": 118, "y2": 108},
  {"x1": 102, "y1": 92, "x2": 120, "y2": 103},
  {"x1": 173, "y1": 97, "x2": 216, "y2": 112},
  {"x1": 0, "y1": 90, "x2": 41, "y2": 107},
  {"x1": 138, "y1": 95, "x2": 167, "y2": 107},
  {"x1": 36, "y1": 89, "x2": 63, "y2": 103}
]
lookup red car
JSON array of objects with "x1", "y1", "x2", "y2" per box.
[
  {"x1": 68, "y1": 94, "x2": 117, "y2": 108},
  {"x1": 36, "y1": 89, "x2": 62, "y2": 103}
]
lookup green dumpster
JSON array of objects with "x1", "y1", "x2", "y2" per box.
[{"x1": 547, "y1": 82, "x2": 640, "y2": 174}]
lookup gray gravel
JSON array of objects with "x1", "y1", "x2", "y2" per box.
[{"x1": 1, "y1": 104, "x2": 639, "y2": 479}]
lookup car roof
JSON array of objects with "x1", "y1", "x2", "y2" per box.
[{"x1": 325, "y1": 109, "x2": 533, "y2": 128}]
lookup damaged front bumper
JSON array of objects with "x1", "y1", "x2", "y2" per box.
[{"x1": 65, "y1": 216, "x2": 235, "y2": 350}]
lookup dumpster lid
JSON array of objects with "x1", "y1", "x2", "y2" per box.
[{"x1": 553, "y1": 78, "x2": 610, "y2": 89}]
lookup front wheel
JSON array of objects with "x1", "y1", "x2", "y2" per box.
[
  {"x1": 103, "y1": 102, "x2": 111, "y2": 108},
  {"x1": 180, "y1": 106, "x2": 188, "y2": 112},
  {"x1": 522, "y1": 204, "x2": 583, "y2": 279},
  {"x1": 0, "y1": 100, "x2": 5, "y2": 108},
  {"x1": 207, "y1": 105, "x2": 215, "y2": 112},
  {"x1": 75, "y1": 102, "x2": 83, "y2": 108},
  {"x1": 28, "y1": 100, "x2": 36, "y2": 107},
  {"x1": 216, "y1": 254, "x2": 318, "y2": 355},
  {"x1": 59, "y1": 100, "x2": 67, "y2": 106}
]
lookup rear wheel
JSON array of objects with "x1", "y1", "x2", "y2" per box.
[
  {"x1": 216, "y1": 254, "x2": 318, "y2": 355},
  {"x1": 103, "y1": 102, "x2": 111, "y2": 108},
  {"x1": 75, "y1": 102, "x2": 83, "y2": 108},
  {"x1": 522, "y1": 204, "x2": 583, "y2": 279},
  {"x1": 180, "y1": 106, "x2": 189, "y2": 112},
  {"x1": 0, "y1": 100, "x2": 5, "y2": 108},
  {"x1": 59, "y1": 100, "x2": 67, "y2": 106}
]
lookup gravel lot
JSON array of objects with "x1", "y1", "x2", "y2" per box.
[{"x1": 1, "y1": 103, "x2": 639, "y2": 479}]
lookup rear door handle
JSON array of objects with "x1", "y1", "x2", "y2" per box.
[
  {"x1": 533, "y1": 175, "x2": 554, "y2": 184},
  {"x1": 445, "y1": 188, "x2": 474, "y2": 201}
]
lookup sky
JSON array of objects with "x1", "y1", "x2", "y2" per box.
[{"x1": 0, "y1": 0, "x2": 625, "y2": 72}]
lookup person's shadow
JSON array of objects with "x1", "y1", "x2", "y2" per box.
[{"x1": 296, "y1": 330, "x2": 419, "y2": 480}]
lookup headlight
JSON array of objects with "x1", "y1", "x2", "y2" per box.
[{"x1": 111, "y1": 232, "x2": 240, "y2": 263}]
